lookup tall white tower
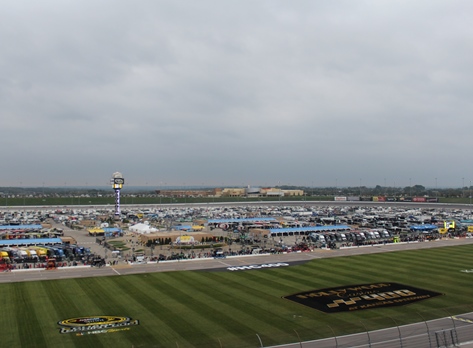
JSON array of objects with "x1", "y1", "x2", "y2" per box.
[{"x1": 111, "y1": 172, "x2": 125, "y2": 217}]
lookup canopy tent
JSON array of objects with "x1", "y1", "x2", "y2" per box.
[
  {"x1": 88, "y1": 227, "x2": 122, "y2": 237},
  {"x1": 268, "y1": 225, "x2": 350, "y2": 236},
  {"x1": 129, "y1": 223, "x2": 158, "y2": 234},
  {"x1": 88, "y1": 227, "x2": 104, "y2": 235},
  {"x1": 0, "y1": 238, "x2": 62, "y2": 247},
  {"x1": 0, "y1": 224, "x2": 43, "y2": 230},
  {"x1": 176, "y1": 235, "x2": 195, "y2": 244},
  {"x1": 409, "y1": 224, "x2": 438, "y2": 232}
]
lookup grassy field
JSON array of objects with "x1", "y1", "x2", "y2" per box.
[
  {"x1": 2, "y1": 244, "x2": 473, "y2": 348},
  {"x1": 1, "y1": 195, "x2": 334, "y2": 207}
]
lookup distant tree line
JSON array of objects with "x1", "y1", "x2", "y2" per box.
[
  {"x1": 1, "y1": 185, "x2": 472, "y2": 199},
  {"x1": 280, "y1": 185, "x2": 473, "y2": 198}
]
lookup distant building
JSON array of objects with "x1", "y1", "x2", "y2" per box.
[
  {"x1": 221, "y1": 188, "x2": 246, "y2": 197},
  {"x1": 155, "y1": 189, "x2": 217, "y2": 197},
  {"x1": 155, "y1": 187, "x2": 304, "y2": 198}
]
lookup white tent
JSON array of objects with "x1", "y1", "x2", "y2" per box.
[{"x1": 129, "y1": 223, "x2": 158, "y2": 234}]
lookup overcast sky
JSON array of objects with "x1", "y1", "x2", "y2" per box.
[{"x1": 1, "y1": 1, "x2": 473, "y2": 188}]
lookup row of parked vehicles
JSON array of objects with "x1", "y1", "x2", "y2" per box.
[
  {"x1": 0, "y1": 245, "x2": 91, "y2": 264},
  {"x1": 309, "y1": 228, "x2": 399, "y2": 246}
]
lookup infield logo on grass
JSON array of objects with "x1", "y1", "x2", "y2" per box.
[
  {"x1": 58, "y1": 316, "x2": 139, "y2": 335},
  {"x1": 283, "y1": 283, "x2": 442, "y2": 313}
]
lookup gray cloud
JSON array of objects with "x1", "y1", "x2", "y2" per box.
[{"x1": 1, "y1": 1, "x2": 472, "y2": 188}]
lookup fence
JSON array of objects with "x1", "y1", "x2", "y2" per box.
[{"x1": 263, "y1": 309, "x2": 473, "y2": 348}]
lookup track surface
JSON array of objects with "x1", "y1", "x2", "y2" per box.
[{"x1": 2, "y1": 237, "x2": 472, "y2": 283}]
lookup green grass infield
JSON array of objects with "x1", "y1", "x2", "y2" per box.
[{"x1": 2, "y1": 244, "x2": 473, "y2": 347}]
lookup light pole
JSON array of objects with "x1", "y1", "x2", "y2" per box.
[{"x1": 111, "y1": 172, "x2": 125, "y2": 218}]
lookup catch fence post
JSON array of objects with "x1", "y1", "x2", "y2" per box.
[
  {"x1": 417, "y1": 312, "x2": 433, "y2": 348},
  {"x1": 256, "y1": 333, "x2": 263, "y2": 347},
  {"x1": 293, "y1": 329, "x2": 303, "y2": 348},
  {"x1": 443, "y1": 309, "x2": 459, "y2": 346},
  {"x1": 327, "y1": 325, "x2": 339, "y2": 348},
  {"x1": 360, "y1": 321, "x2": 372, "y2": 348},
  {"x1": 388, "y1": 316, "x2": 403, "y2": 348}
]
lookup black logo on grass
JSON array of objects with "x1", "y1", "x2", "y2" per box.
[{"x1": 283, "y1": 283, "x2": 442, "y2": 313}]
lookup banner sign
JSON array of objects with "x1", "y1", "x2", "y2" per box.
[{"x1": 283, "y1": 283, "x2": 442, "y2": 313}]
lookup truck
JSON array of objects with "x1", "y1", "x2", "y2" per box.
[
  {"x1": 48, "y1": 247, "x2": 65, "y2": 261},
  {"x1": 0, "y1": 250, "x2": 11, "y2": 263},
  {"x1": 23, "y1": 248, "x2": 39, "y2": 262},
  {"x1": 18, "y1": 247, "x2": 39, "y2": 262},
  {"x1": 3, "y1": 247, "x2": 23, "y2": 263},
  {"x1": 29, "y1": 246, "x2": 49, "y2": 261}
]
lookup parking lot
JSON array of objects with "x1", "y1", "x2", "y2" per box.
[{"x1": 1, "y1": 202, "x2": 472, "y2": 267}]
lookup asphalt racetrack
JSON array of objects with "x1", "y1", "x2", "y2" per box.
[{"x1": 2, "y1": 236, "x2": 473, "y2": 283}]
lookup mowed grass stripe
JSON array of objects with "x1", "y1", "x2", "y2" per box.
[
  {"x1": 298, "y1": 259, "x2": 352, "y2": 291},
  {"x1": 198, "y1": 270, "x2": 318, "y2": 319},
  {"x1": 256, "y1": 267, "x2": 337, "y2": 293},
  {"x1": 310, "y1": 252, "x2": 448, "y2": 287},
  {"x1": 13, "y1": 282, "x2": 46, "y2": 347},
  {"x1": 299, "y1": 257, "x2": 380, "y2": 286},
  {"x1": 210, "y1": 265, "x2": 404, "y2": 337},
  {"x1": 167, "y1": 271, "x2": 301, "y2": 339},
  {"x1": 380, "y1": 244, "x2": 473, "y2": 268},
  {"x1": 142, "y1": 271, "x2": 283, "y2": 347},
  {"x1": 2, "y1": 285, "x2": 21, "y2": 347},
  {"x1": 223, "y1": 268, "x2": 364, "y2": 332},
  {"x1": 222, "y1": 268, "x2": 305, "y2": 295},
  {"x1": 337, "y1": 256, "x2": 410, "y2": 283},
  {"x1": 107, "y1": 274, "x2": 204, "y2": 347},
  {"x1": 33, "y1": 281, "x2": 78, "y2": 348},
  {"x1": 74, "y1": 277, "x2": 162, "y2": 348},
  {"x1": 109, "y1": 274, "x2": 218, "y2": 348},
  {"x1": 42, "y1": 279, "x2": 112, "y2": 348},
  {"x1": 127, "y1": 273, "x2": 251, "y2": 347},
  {"x1": 363, "y1": 249, "x2": 473, "y2": 293},
  {"x1": 201, "y1": 269, "x2": 387, "y2": 337}
]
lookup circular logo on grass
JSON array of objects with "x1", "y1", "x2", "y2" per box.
[
  {"x1": 59, "y1": 316, "x2": 129, "y2": 327},
  {"x1": 58, "y1": 316, "x2": 139, "y2": 334}
]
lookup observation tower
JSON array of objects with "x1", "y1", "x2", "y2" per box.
[{"x1": 111, "y1": 172, "x2": 125, "y2": 217}]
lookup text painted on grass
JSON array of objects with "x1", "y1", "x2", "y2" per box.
[{"x1": 283, "y1": 282, "x2": 442, "y2": 313}]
